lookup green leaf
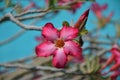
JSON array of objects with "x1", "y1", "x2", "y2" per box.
[
  {"x1": 15, "y1": 4, "x2": 23, "y2": 13},
  {"x1": 97, "y1": 18, "x2": 108, "y2": 29},
  {"x1": 79, "y1": 29, "x2": 88, "y2": 35},
  {"x1": 84, "y1": 55, "x2": 93, "y2": 73},
  {"x1": 62, "y1": 21, "x2": 70, "y2": 27},
  {"x1": 92, "y1": 57, "x2": 100, "y2": 73},
  {"x1": 48, "y1": 0, "x2": 57, "y2": 8},
  {"x1": 115, "y1": 23, "x2": 120, "y2": 38},
  {"x1": 4, "y1": 0, "x2": 10, "y2": 7},
  {"x1": 84, "y1": 55, "x2": 101, "y2": 74},
  {"x1": 4, "y1": 0, "x2": 15, "y2": 7}
]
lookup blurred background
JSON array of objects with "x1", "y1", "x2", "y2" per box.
[
  {"x1": 0, "y1": 0, "x2": 120, "y2": 63},
  {"x1": 0, "y1": 0, "x2": 120, "y2": 80}
]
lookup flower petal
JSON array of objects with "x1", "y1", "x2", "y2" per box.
[
  {"x1": 35, "y1": 41, "x2": 56, "y2": 57},
  {"x1": 110, "y1": 63, "x2": 120, "y2": 71},
  {"x1": 64, "y1": 41, "x2": 82, "y2": 59},
  {"x1": 74, "y1": 9, "x2": 89, "y2": 29},
  {"x1": 60, "y1": 26, "x2": 78, "y2": 40},
  {"x1": 42, "y1": 23, "x2": 59, "y2": 41},
  {"x1": 111, "y1": 44, "x2": 120, "y2": 58},
  {"x1": 111, "y1": 70, "x2": 120, "y2": 80},
  {"x1": 91, "y1": 3, "x2": 102, "y2": 18},
  {"x1": 35, "y1": 36, "x2": 45, "y2": 42},
  {"x1": 52, "y1": 48, "x2": 67, "y2": 68}
]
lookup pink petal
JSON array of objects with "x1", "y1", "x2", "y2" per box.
[
  {"x1": 91, "y1": 3, "x2": 108, "y2": 19},
  {"x1": 101, "y1": 4, "x2": 108, "y2": 11},
  {"x1": 111, "y1": 44, "x2": 120, "y2": 56},
  {"x1": 71, "y1": 2, "x2": 82, "y2": 9},
  {"x1": 42, "y1": 23, "x2": 59, "y2": 42},
  {"x1": 112, "y1": 44, "x2": 119, "y2": 49},
  {"x1": 52, "y1": 48, "x2": 67, "y2": 68},
  {"x1": 23, "y1": 2, "x2": 36, "y2": 12},
  {"x1": 35, "y1": 36, "x2": 44, "y2": 42},
  {"x1": 35, "y1": 41, "x2": 56, "y2": 57},
  {"x1": 91, "y1": 3, "x2": 100, "y2": 13},
  {"x1": 60, "y1": 26, "x2": 78, "y2": 40},
  {"x1": 64, "y1": 41, "x2": 82, "y2": 59},
  {"x1": 111, "y1": 46, "x2": 120, "y2": 64},
  {"x1": 110, "y1": 63, "x2": 120, "y2": 71},
  {"x1": 106, "y1": 12, "x2": 113, "y2": 22},
  {"x1": 91, "y1": 3, "x2": 102, "y2": 18},
  {"x1": 111, "y1": 70, "x2": 120, "y2": 80},
  {"x1": 71, "y1": 2, "x2": 83, "y2": 13}
]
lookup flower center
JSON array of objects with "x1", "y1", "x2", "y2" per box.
[{"x1": 55, "y1": 39, "x2": 65, "y2": 48}]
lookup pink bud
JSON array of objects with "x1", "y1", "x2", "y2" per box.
[
  {"x1": 74, "y1": 9, "x2": 89, "y2": 30},
  {"x1": 23, "y1": 2, "x2": 35, "y2": 12}
]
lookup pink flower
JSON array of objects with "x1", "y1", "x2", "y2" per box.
[
  {"x1": 68, "y1": 55, "x2": 83, "y2": 63},
  {"x1": 91, "y1": 3, "x2": 108, "y2": 18},
  {"x1": 110, "y1": 70, "x2": 120, "y2": 80},
  {"x1": 70, "y1": 1, "x2": 83, "y2": 13},
  {"x1": 109, "y1": 44, "x2": 120, "y2": 71},
  {"x1": 101, "y1": 44, "x2": 120, "y2": 71},
  {"x1": 23, "y1": 1, "x2": 40, "y2": 12},
  {"x1": 91, "y1": 3, "x2": 113, "y2": 27},
  {"x1": 58, "y1": 0, "x2": 83, "y2": 13},
  {"x1": 23, "y1": 2, "x2": 36, "y2": 12},
  {"x1": 35, "y1": 23, "x2": 82, "y2": 68},
  {"x1": 35, "y1": 36, "x2": 45, "y2": 43}
]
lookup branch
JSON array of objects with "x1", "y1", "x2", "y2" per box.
[
  {"x1": 0, "y1": 63, "x2": 63, "y2": 72},
  {"x1": 16, "y1": 11, "x2": 49, "y2": 21},
  {"x1": 0, "y1": 63, "x2": 95, "y2": 75},
  {"x1": 0, "y1": 16, "x2": 42, "y2": 46},
  {"x1": 13, "y1": 0, "x2": 83, "y2": 18},
  {"x1": 0, "y1": 57, "x2": 52, "y2": 80},
  {"x1": 2, "y1": 13, "x2": 42, "y2": 31},
  {"x1": 40, "y1": 73, "x2": 64, "y2": 80},
  {"x1": 85, "y1": 37, "x2": 112, "y2": 45},
  {"x1": 0, "y1": 30, "x2": 26, "y2": 46},
  {"x1": 8, "y1": 56, "x2": 36, "y2": 64},
  {"x1": 14, "y1": 8, "x2": 49, "y2": 17}
]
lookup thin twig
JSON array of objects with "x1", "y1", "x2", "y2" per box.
[
  {"x1": 8, "y1": 56, "x2": 36, "y2": 64},
  {"x1": 0, "y1": 63, "x2": 95, "y2": 75},
  {"x1": 0, "y1": 30, "x2": 26, "y2": 46},
  {"x1": 40, "y1": 72, "x2": 64, "y2": 80},
  {"x1": 5, "y1": 13, "x2": 42, "y2": 31},
  {"x1": 0, "y1": 15, "x2": 42, "y2": 46},
  {"x1": 14, "y1": 8, "x2": 49, "y2": 17},
  {"x1": 16, "y1": 12, "x2": 49, "y2": 21},
  {"x1": 85, "y1": 37, "x2": 112, "y2": 45}
]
